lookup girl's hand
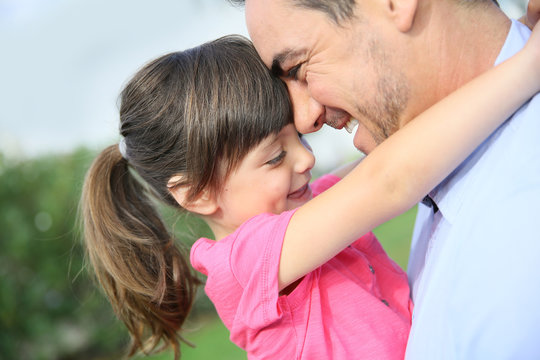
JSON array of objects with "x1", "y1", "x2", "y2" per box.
[{"x1": 520, "y1": 0, "x2": 540, "y2": 29}]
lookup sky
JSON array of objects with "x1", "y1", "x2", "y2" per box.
[{"x1": 0, "y1": 0, "x2": 528, "y2": 170}]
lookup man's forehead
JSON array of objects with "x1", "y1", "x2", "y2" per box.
[{"x1": 245, "y1": 0, "x2": 308, "y2": 68}]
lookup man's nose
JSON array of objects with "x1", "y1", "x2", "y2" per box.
[{"x1": 286, "y1": 80, "x2": 325, "y2": 134}]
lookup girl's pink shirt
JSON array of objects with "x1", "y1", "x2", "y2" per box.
[{"x1": 191, "y1": 175, "x2": 412, "y2": 359}]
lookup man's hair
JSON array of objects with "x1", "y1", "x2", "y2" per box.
[
  {"x1": 291, "y1": 0, "x2": 355, "y2": 23},
  {"x1": 229, "y1": 0, "x2": 499, "y2": 23},
  {"x1": 228, "y1": 0, "x2": 355, "y2": 23}
]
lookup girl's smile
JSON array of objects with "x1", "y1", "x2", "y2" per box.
[
  {"x1": 209, "y1": 124, "x2": 315, "y2": 239},
  {"x1": 288, "y1": 182, "x2": 312, "y2": 202}
]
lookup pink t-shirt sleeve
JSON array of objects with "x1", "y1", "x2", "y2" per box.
[
  {"x1": 191, "y1": 209, "x2": 297, "y2": 330},
  {"x1": 228, "y1": 174, "x2": 341, "y2": 328},
  {"x1": 191, "y1": 173, "x2": 412, "y2": 358},
  {"x1": 311, "y1": 173, "x2": 341, "y2": 196},
  {"x1": 190, "y1": 174, "x2": 341, "y2": 331},
  {"x1": 231, "y1": 210, "x2": 296, "y2": 328}
]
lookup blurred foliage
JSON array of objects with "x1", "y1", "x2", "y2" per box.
[
  {"x1": 0, "y1": 148, "x2": 124, "y2": 359},
  {"x1": 0, "y1": 148, "x2": 414, "y2": 360},
  {"x1": 0, "y1": 149, "x2": 216, "y2": 360},
  {"x1": 373, "y1": 206, "x2": 415, "y2": 270}
]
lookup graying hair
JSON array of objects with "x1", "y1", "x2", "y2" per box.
[
  {"x1": 228, "y1": 0, "x2": 355, "y2": 23},
  {"x1": 228, "y1": 0, "x2": 499, "y2": 23}
]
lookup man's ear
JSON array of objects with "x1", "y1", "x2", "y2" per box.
[
  {"x1": 387, "y1": 0, "x2": 418, "y2": 33},
  {"x1": 168, "y1": 175, "x2": 218, "y2": 216}
]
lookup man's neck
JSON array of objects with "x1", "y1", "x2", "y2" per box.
[{"x1": 401, "y1": 1, "x2": 511, "y2": 126}]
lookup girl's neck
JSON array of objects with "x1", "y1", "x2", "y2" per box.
[{"x1": 203, "y1": 213, "x2": 236, "y2": 241}]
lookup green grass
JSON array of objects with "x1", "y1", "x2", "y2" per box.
[
  {"x1": 139, "y1": 207, "x2": 417, "y2": 359},
  {"x1": 136, "y1": 316, "x2": 246, "y2": 360},
  {"x1": 373, "y1": 206, "x2": 417, "y2": 270}
]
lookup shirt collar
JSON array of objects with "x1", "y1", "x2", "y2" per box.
[{"x1": 429, "y1": 20, "x2": 528, "y2": 224}]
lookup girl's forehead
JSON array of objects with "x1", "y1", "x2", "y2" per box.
[
  {"x1": 246, "y1": 133, "x2": 281, "y2": 160},
  {"x1": 241, "y1": 124, "x2": 294, "y2": 161}
]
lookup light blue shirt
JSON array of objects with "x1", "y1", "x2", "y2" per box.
[{"x1": 406, "y1": 20, "x2": 540, "y2": 360}]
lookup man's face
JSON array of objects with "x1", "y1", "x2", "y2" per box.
[{"x1": 246, "y1": 0, "x2": 411, "y2": 154}]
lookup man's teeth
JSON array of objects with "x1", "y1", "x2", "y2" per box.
[{"x1": 344, "y1": 119, "x2": 359, "y2": 134}]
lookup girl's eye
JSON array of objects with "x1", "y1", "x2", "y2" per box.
[{"x1": 266, "y1": 151, "x2": 287, "y2": 166}]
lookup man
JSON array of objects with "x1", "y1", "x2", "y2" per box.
[{"x1": 230, "y1": 0, "x2": 540, "y2": 358}]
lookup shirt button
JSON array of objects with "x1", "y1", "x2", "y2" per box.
[
  {"x1": 369, "y1": 265, "x2": 375, "y2": 274},
  {"x1": 381, "y1": 299, "x2": 389, "y2": 307}
]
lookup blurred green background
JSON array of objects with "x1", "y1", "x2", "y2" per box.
[
  {"x1": 0, "y1": 148, "x2": 416, "y2": 360},
  {"x1": 0, "y1": 1, "x2": 528, "y2": 359}
]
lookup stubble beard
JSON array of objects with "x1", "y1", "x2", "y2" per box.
[{"x1": 355, "y1": 40, "x2": 410, "y2": 146}]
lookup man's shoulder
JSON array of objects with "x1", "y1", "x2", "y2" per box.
[
  {"x1": 499, "y1": 93, "x2": 540, "y2": 155},
  {"x1": 430, "y1": 95, "x2": 540, "y2": 227},
  {"x1": 456, "y1": 99, "x2": 540, "y2": 221},
  {"x1": 515, "y1": 91, "x2": 540, "y2": 122}
]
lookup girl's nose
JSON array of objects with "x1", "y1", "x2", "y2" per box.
[{"x1": 294, "y1": 137, "x2": 315, "y2": 174}]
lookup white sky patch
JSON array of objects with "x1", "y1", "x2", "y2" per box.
[{"x1": 0, "y1": 0, "x2": 528, "y2": 173}]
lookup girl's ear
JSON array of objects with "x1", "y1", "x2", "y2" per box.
[
  {"x1": 168, "y1": 175, "x2": 218, "y2": 216},
  {"x1": 387, "y1": 0, "x2": 418, "y2": 33}
]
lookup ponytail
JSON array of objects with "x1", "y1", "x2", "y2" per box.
[
  {"x1": 80, "y1": 145, "x2": 200, "y2": 359},
  {"x1": 80, "y1": 35, "x2": 293, "y2": 358}
]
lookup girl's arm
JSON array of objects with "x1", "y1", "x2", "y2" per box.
[
  {"x1": 278, "y1": 24, "x2": 540, "y2": 290},
  {"x1": 329, "y1": 157, "x2": 364, "y2": 179}
]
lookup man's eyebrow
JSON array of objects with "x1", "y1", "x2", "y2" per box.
[{"x1": 271, "y1": 49, "x2": 306, "y2": 76}]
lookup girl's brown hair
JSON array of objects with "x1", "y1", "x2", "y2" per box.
[{"x1": 80, "y1": 35, "x2": 292, "y2": 358}]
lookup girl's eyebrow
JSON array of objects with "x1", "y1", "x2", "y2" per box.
[
  {"x1": 248, "y1": 136, "x2": 280, "y2": 166},
  {"x1": 252, "y1": 134, "x2": 281, "y2": 162}
]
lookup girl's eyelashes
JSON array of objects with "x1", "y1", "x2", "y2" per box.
[{"x1": 265, "y1": 150, "x2": 287, "y2": 166}]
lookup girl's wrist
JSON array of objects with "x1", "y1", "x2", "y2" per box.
[
  {"x1": 522, "y1": 25, "x2": 540, "y2": 90},
  {"x1": 513, "y1": 44, "x2": 540, "y2": 95}
]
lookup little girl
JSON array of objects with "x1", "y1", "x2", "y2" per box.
[{"x1": 81, "y1": 30, "x2": 540, "y2": 359}]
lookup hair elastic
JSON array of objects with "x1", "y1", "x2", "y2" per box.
[{"x1": 118, "y1": 138, "x2": 128, "y2": 159}]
